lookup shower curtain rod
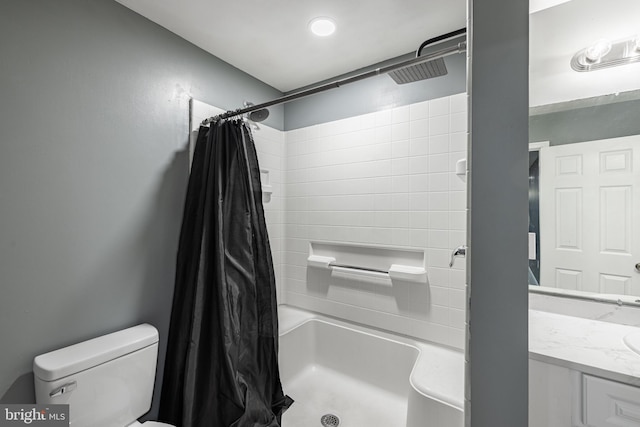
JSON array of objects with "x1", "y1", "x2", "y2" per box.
[{"x1": 201, "y1": 41, "x2": 467, "y2": 125}]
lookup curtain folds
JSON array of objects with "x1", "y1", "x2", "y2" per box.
[{"x1": 159, "y1": 120, "x2": 289, "y2": 427}]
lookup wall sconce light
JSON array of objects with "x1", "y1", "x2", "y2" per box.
[{"x1": 571, "y1": 35, "x2": 640, "y2": 72}]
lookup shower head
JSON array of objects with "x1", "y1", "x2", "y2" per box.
[
  {"x1": 389, "y1": 28, "x2": 466, "y2": 85},
  {"x1": 388, "y1": 58, "x2": 448, "y2": 84},
  {"x1": 248, "y1": 108, "x2": 270, "y2": 122},
  {"x1": 244, "y1": 101, "x2": 270, "y2": 122}
]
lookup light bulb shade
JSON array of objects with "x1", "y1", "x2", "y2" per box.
[
  {"x1": 571, "y1": 34, "x2": 640, "y2": 72},
  {"x1": 584, "y1": 39, "x2": 612, "y2": 62}
]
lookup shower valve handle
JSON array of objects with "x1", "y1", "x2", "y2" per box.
[{"x1": 449, "y1": 245, "x2": 467, "y2": 268}]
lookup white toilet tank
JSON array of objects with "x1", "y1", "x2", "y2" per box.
[{"x1": 34, "y1": 324, "x2": 159, "y2": 427}]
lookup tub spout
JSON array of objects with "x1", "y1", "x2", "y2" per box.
[{"x1": 449, "y1": 245, "x2": 467, "y2": 267}]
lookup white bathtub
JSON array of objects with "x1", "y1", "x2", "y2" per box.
[{"x1": 278, "y1": 306, "x2": 464, "y2": 427}]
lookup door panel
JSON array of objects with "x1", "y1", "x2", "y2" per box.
[{"x1": 539, "y1": 135, "x2": 640, "y2": 296}]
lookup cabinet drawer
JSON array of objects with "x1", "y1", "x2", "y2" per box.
[{"x1": 584, "y1": 375, "x2": 640, "y2": 426}]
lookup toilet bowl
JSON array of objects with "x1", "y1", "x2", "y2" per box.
[{"x1": 33, "y1": 324, "x2": 175, "y2": 427}]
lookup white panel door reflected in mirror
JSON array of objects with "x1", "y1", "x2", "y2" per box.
[
  {"x1": 529, "y1": 0, "x2": 640, "y2": 302},
  {"x1": 538, "y1": 136, "x2": 640, "y2": 297}
]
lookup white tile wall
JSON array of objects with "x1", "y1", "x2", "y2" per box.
[
  {"x1": 282, "y1": 93, "x2": 468, "y2": 349},
  {"x1": 190, "y1": 95, "x2": 468, "y2": 349}
]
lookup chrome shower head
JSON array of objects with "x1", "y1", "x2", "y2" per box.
[
  {"x1": 244, "y1": 101, "x2": 270, "y2": 123},
  {"x1": 248, "y1": 108, "x2": 270, "y2": 122}
]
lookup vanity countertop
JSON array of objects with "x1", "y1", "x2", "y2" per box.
[{"x1": 529, "y1": 310, "x2": 640, "y2": 386}]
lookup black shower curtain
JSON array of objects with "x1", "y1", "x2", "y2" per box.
[{"x1": 159, "y1": 120, "x2": 290, "y2": 427}]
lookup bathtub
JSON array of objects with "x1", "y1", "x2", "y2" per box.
[{"x1": 278, "y1": 306, "x2": 464, "y2": 427}]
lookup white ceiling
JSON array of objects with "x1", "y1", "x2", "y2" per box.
[
  {"x1": 114, "y1": 0, "x2": 466, "y2": 92},
  {"x1": 114, "y1": 0, "x2": 640, "y2": 104}
]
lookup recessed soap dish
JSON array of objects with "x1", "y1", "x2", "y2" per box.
[{"x1": 260, "y1": 168, "x2": 272, "y2": 203}]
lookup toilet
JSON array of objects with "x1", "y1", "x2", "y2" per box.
[{"x1": 33, "y1": 324, "x2": 174, "y2": 427}]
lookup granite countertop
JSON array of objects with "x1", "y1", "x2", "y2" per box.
[{"x1": 529, "y1": 309, "x2": 640, "y2": 386}]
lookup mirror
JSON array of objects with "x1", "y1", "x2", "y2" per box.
[{"x1": 529, "y1": 0, "x2": 640, "y2": 302}]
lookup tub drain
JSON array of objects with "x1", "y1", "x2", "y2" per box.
[{"x1": 320, "y1": 413, "x2": 340, "y2": 427}]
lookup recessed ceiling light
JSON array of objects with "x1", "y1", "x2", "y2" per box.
[{"x1": 309, "y1": 17, "x2": 336, "y2": 37}]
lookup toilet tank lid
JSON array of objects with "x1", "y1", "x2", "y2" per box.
[{"x1": 34, "y1": 324, "x2": 159, "y2": 382}]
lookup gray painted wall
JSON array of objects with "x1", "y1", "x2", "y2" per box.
[
  {"x1": 0, "y1": 0, "x2": 283, "y2": 419},
  {"x1": 530, "y1": 99, "x2": 640, "y2": 145},
  {"x1": 284, "y1": 37, "x2": 467, "y2": 130},
  {"x1": 467, "y1": 0, "x2": 529, "y2": 425}
]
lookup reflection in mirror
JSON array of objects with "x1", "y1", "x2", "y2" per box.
[{"x1": 529, "y1": 0, "x2": 640, "y2": 303}]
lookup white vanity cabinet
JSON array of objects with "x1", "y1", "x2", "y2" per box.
[
  {"x1": 583, "y1": 375, "x2": 640, "y2": 426},
  {"x1": 529, "y1": 309, "x2": 640, "y2": 427},
  {"x1": 530, "y1": 359, "x2": 640, "y2": 427}
]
